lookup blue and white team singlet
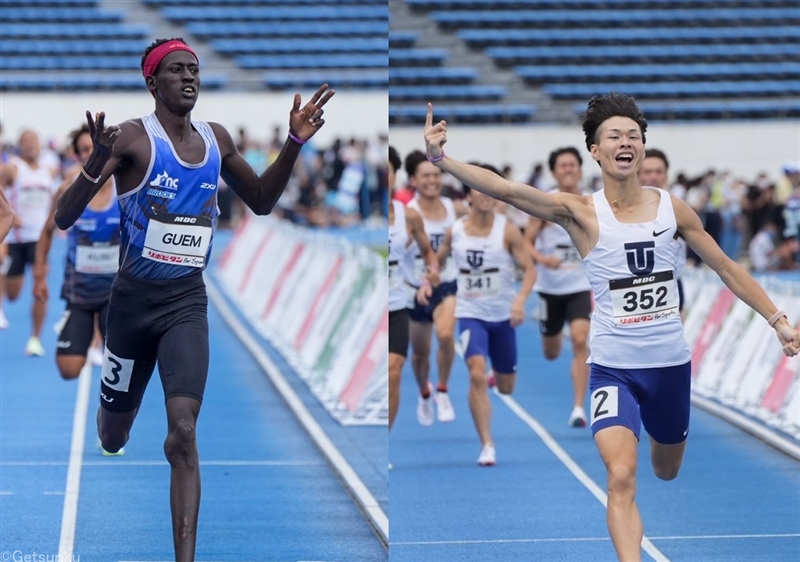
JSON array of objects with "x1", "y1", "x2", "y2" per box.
[{"x1": 117, "y1": 113, "x2": 221, "y2": 279}]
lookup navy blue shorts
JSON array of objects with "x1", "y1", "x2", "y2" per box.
[
  {"x1": 457, "y1": 317, "x2": 517, "y2": 374},
  {"x1": 589, "y1": 361, "x2": 691, "y2": 444},
  {"x1": 408, "y1": 280, "x2": 457, "y2": 323},
  {"x1": 99, "y1": 270, "x2": 209, "y2": 413}
]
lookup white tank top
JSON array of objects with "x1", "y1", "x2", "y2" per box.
[
  {"x1": 389, "y1": 200, "x2": 410, "y2": 312},
  {"x1": 584, "y1": 188, "x2": 691, "y2": 368},
  {"x1": 405, "y1": 196, "x2": 457, "y2": 285},
  {"x1": 533, "y1": 221, "x2": 591, "y2": 295},
  {"x1": 452, "y1": 214, "x2": 516, "y2": 322},
  {"x1": 7, "y1": 156, "x2": 55, "y2": 243}
]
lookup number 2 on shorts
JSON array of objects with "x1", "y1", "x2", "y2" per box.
[{"x1": 590, "y1": 386, "x2": 619, "y2": 424}]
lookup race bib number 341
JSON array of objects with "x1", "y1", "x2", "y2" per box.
[{"x1": 609, "y1": 270, "x2": 679, "y2": 326}]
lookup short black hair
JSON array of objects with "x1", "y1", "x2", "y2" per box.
[
  {"x1": 463, "y1": 162, "x2": 502, "y2": 197},
  {"x1": 388, "y1": 145, "x2": 402, "y2": 174},
  {"x1": 69, "y1": 123, "x2": 91, "y2": 155},
  {"x1": 141, "y1": 37, "x2": 188, "y2": 73},
  {"x1": 582, "y1": 92, "x2": 647, "y2": 152},
  {"x1": 404, "y1": 149, "x2": 427, "y2": 178},
  {"x1": 548, "y1": 147, "x2": 583, "y2": 172},
  {"x1": 644, "y1": 148, "x2": 669, "y2": 171}
]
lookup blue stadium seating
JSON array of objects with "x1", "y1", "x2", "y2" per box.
[
  {"x1": 263, "y1": 71, "x2": 386, "y2": 90},
  {"x1": 516, "y1": 63, "x2": 800, "y2": 82},
  {"x1": 544, "y1": 81, "x2": 800, "y2": 99},
  {"x1": 187, "y1": 21, "x2": 386, "y2": 38},
  {"x1": 488, "y1": 44, "x2": 800, "y2": 63},
  {"x1": 390, "y1": 104, "x2": 536, "y2": 124},
  {"x1": 572, "y1": 99, "x2": 800, "y2": 120},
  {"x1": 161, "y1": 5, "x2": 387, "y2": 21},
  {"x1": 0, "y1": 74, "x2": 228, "y2": 91},
  {"x1": 390, "y1": 85, "x2": 508, "y2": 101},
  {"x1": 0, "y1": 0, "x2": 386, "y2": 92},
  {"x1": 429, "y1": 8, "x2": 800, "y2": 27},
  {"x1": 390, "y1": 0, "x2": 800, "y2": 123}
]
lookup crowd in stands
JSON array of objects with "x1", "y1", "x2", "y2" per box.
[
  {"x1": 394, "y1": 149, "x2": 800, "y2": 274},
  {"x1": 0, "y1": 122, "x2": 390, "y2": 233}
]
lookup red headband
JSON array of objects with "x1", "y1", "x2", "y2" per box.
[{"x1": 142, "y1": 40, "x2": 198, "y2": 78}]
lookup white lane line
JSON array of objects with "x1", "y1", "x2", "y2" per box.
[
  {"x1": 0, "y1": 491, "x2": 13, "y2": 495},
  {"x1": 58, "y1": 360, "x2": 93, "y2": 560},
  {"x1": 1, "y1": 460, "x2": 323, "y2": 466},
  {"x1": 496, "y1": 391, "x2": 670, "y2": 562},
  {"x1": 392, "y1": 533, "x2": 800, "y2": 546},
  {"x1": 206, "y1": 277, "x2": 388, "y2": 547}
]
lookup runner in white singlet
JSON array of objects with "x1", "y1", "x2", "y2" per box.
[
  {"x1": 424, "y1": 96, "x2": 800, "y2": 562},
  {"x1": 0, "y1": 130, "x2": 59, "y2": 354},
  {"x1": 525, "y1": 147, "x2": 592, "y2": 428},
  {"x1": 436, "y1": 164, "x2": 535, "y2": 466}
]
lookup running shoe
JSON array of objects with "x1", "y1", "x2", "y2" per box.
[
  {"x1": 98, "y1": 438, "x2": 125, "y2": 456},
  {"x1": 25, "y1": 336, "x2": 45, "y2": 357},
  {"x1": 477, "y1": 444, "x2": 496, "y2": 466},
  {"x1": 0, "y1": 308, "x2": 8, "y2": 330},
  {"x1": 486, "y1": 370, "x2": 496, "y2": 389},
  {"x1": 568, "y1": 406, "x2": 587, "y2": 428},
  {"x1": 417, "y1": 382, "x2": 435, "y2": 426},
  {"x1": 435, "y1": 391, "x2": 456, "y2": 422}
]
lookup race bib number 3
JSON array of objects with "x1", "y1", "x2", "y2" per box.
[
  {"x1": 609, "y1": 270, "x2": 679, "y2": 326},
  {"x1": 143, "y1": 214, "x2": 212, "y2": 268}
]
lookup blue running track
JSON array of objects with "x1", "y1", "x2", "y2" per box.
[
  {"x1": 389, "y1": 305, "x2": 800, "y2": 562},
  {"x1": 0, "y1": 232, "x2": 387, "y2": 561}
]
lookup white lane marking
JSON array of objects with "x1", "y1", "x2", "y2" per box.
[
  {"x1": 392, "y1": 533, "x2": 800, "y2": 546},
  {"x1": 496, "y1": 391, "x2": 670, "y2": 562},
  {"x1": 206, "y1": 277, "x2": 388, "y2": 547},
  {"x1": 58, "y1": 360, "x2": 93, "y2": 560},
  {"x1": 1, "y1": 460, "x2": 323, "y2": 466}
]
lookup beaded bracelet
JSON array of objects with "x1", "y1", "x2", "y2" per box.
[
  {"x1": 288, "y1": 130, "x2": 307, "y2": 146},
  {"x1": 768, "y1": 310, "x2": 787, "y2": 327},
  {"x1": 426, "y1": 150, "x2": 445, "y2": 163}
]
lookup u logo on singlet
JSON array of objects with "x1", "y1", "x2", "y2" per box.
[
  {"x1": 623, "y1": 241, "x2": 655, "y2": 275},
  {"x1": 430, "y1": 233, "x2": 444, "y2": 252},
  {"x1": 466, "y1": 249, "x2": 484, "y2": 268}
]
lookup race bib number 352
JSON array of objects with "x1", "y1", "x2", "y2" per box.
[{"x1": 609, "y1": 270, "x2": 679, "y2": 326}]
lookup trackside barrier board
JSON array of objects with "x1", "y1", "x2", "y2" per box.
[
  {"x1": 215, "y1": 215, "x2": 388, "y2": 426},
  {"x1": 682, "y1": 268, "x2": 800, "y2": 444}
]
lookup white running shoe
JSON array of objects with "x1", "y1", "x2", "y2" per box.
[
  {"x1": 25, "y1": 336, "x2": 45, "y2": 357},
  {"x1": 416, "y1": 383, "x2": 435, "y2": 426},
  {"x1": 477, "y1": 444, "x2": 496, "y2": 466},
  {"x1": 0, "y1": 308, "x2": 7, "y2": 330},
  {"x1": 435, "y1": 391, "x2": 456, "y2": 422},
  {"x1": 568, "y1": 406, "x2": 587, "y2": 428},
  {"x1": 88, "y1": 345, "x2": 104, "y2": 367}
]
